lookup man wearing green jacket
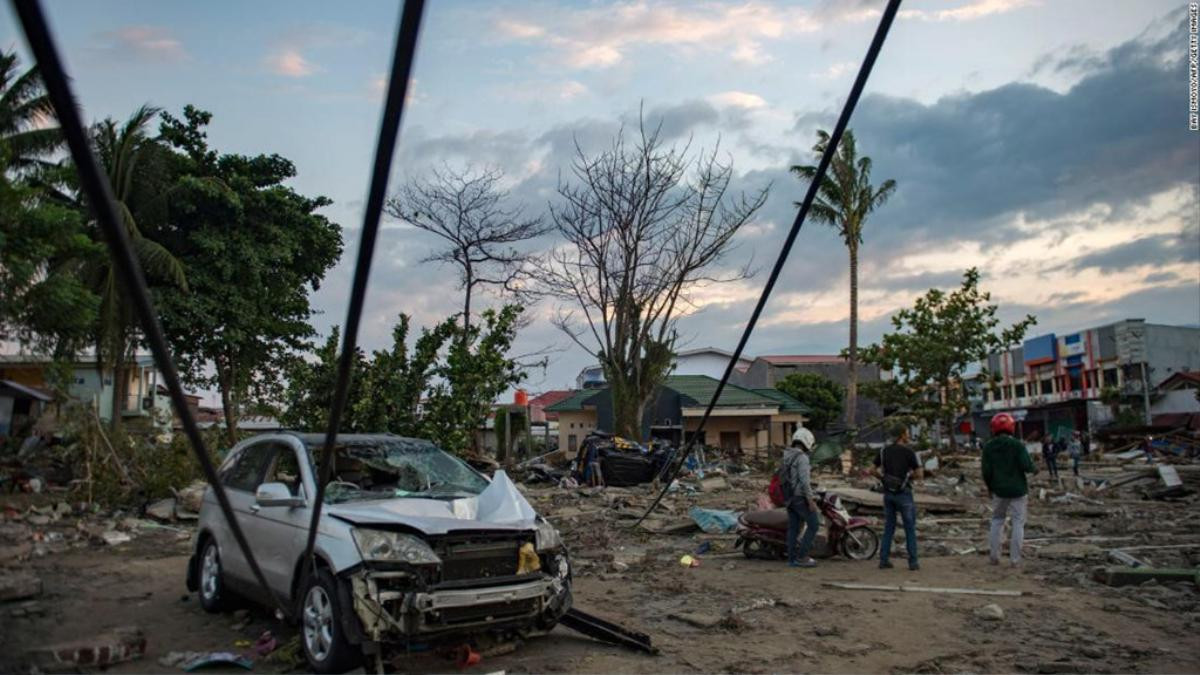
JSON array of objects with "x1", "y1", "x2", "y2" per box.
[{"x1": 982, "y1": 413, "x2": 1036, "y2": 566}]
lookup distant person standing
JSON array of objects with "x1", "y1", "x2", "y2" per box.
[
  {"x1": 983, "y1": 413, "x2": 1037, "y2": 566},
  {"x1": 1068, "y1": 432, "x2": 1083, "y2": 476},
  {"x1": 1081, "y1": 431, "x2": 1091, "y2": 457},
  {"x1": 1142, "y1": 435, "x2": 1156, "y2": 464},
  {"x1": 874, "y1": 426, "x2": 923, "y2": 571},
  {"x1": 781, "y1": 427, "x2": 820, "y2": 569},
  {"x1": 1041, "y1": 433, "x2": 1059, "y2": 479}
]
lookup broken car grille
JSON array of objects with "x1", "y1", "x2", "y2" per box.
[{"x1": 432, "y1": 535, "x2": 526, "y2": 583}]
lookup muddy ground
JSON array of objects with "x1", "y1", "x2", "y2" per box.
[{"x1": 3, "y1": 457, "x2": 1199, "y2": 673}]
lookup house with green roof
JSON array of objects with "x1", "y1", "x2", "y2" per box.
[{"x1": 545, "y1": 374, "x2": 809, "y2": 455}]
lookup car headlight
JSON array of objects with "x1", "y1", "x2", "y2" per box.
[
  {"x1": 351, "y1": 529, "x2": 441, "y2": 565},
  {"x1": 535, "y1": 518, "x2": 563, "y2": 552}
]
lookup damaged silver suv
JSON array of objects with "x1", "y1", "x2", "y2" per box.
[{"x1": 185, "y1": 433, "x2": 572, "y2": 673}]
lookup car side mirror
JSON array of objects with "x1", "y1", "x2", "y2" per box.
[{"x1": 255, "y1": 482, "x2": 304, "y2": 508}]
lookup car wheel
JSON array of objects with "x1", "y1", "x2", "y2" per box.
[
  {"x1": 301, "y1": 568, "x2": 360, "y2": 674},
  {"x1": 198, "y1": 539, "x2": 227, "y2": 613}
]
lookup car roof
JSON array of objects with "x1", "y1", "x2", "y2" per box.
[{"x1": 280, "y1": 431, "x2": 439, "y2": 448}]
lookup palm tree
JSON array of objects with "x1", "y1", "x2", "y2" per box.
[
  {"x1": 82, "y1": 105, "x2": 187, "y2": 431},
  {"x1": 0, "y1": 50, "x2": 63, "y2": 176},
  {"x1": 792, "y1": 129, "x2": 896, "y2": 430}
]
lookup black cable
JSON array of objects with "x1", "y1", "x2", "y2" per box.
[
  {"x1": 635, "y1": 0, "x2": 904, "y2": 527},
  {"x1": 9, "y1": 0, "x2": 289, "y2": 616},
  {"x1": 300, "y1": 0, "x2": 426, "y2": 579}
]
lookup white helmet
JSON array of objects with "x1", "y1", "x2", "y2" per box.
[{"x1": 791, "y1": 427, "x2": 816, "y2": 452}]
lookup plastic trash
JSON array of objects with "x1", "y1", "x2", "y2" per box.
[
  {"x1": 679, "y1": 554, "x2": 700, "y2": 567},
  {"x1": 689, "y1": 506, "x2": 739, "y2": 534}
]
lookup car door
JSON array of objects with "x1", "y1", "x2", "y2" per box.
[
  {"x1": 214, "y1": 440, "x2": 276, "y2": 590},
  {"x1": 242, "y1": 439, "x2": 314, "y2": 600}
]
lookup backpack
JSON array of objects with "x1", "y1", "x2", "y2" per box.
[{"x1": 768, "y1": 473, "x2": 786, "y2": 506}]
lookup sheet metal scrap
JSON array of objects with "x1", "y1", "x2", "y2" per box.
[{"x1": 559, "y1": 608, "x2": 657, "y2": 654}]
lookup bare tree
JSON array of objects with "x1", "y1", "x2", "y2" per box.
[
  {"x1": 538, "y1": 120, "x2": 768, "y2": 440},
  {"x1": 385, "y1": 166, "x2": 549, "y2": 333}
]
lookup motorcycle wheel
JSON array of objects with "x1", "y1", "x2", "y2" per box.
[{"x1": 840, "y1": 527, "x2": 880, "y2": 560}]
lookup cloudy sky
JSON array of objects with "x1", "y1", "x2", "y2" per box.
[{"x1": 3, "y1": 0, "x2": 1198, "y2": 396}]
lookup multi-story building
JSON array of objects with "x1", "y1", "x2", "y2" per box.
[{"x1": 971, "y1": 319, "x2": 1200, "y2": 440}]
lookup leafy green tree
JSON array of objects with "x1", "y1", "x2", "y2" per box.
[
  {"x1": 154, "y1": 106, "x2": 343, "y2": 443},
  {"x1": 0, "y1": 50, "x2": 62, "y2": 176},
  {"x1": 858, "y1": 268, "x2": 1036, "y2": 452},
  {"x1": 280, "y1": 307, "x2": 526, "y2": 455},
  {"x1": 278, "y1": 327, "x2": 369, "y2": 433},
  {"x1": 423, "y1": 305, "x2": 526, "y2": 454},
  {"x1": 0, "y1": 51, "x2": 98, "y2": 354},
  {"x1": 0, "y1": 151, "x2": 100, "y2": 354},
  {"x1": 352, "y1": 314, "x2": 457, "y2": 434},
  {"x1": 776, "y1": 372, "x2": 844, "y2": 431},
  {"x1": 791, "y1": 129, "x2": 896, "y2": 429}
]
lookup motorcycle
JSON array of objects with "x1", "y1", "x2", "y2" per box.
[{"x1": 735, "y1": 490, "x2": 879, "y2": 561}]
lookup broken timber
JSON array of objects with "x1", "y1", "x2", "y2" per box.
[
  {"x1": 560, "y1": 607, "x2": 658, "y2": 654},
  {"x1": 1091, "y1": 566, "x2": 1200, "y2": 588},
  {"x1": 823, "y1": 582, "x2": 1025, "y2": 597}
]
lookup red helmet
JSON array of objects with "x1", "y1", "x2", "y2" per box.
[{"x1": 990, "y1": 413, "x2": 1016, "y2": 436}]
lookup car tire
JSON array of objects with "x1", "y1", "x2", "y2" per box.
[
  {"x1": 198, "y1": 538, "x2": 227, "y2": 613},
  {"x1": 301, "y1": 568, "x2": 361, "y2": 674}
]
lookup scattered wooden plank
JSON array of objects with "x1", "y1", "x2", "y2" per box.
[
  {"x1": 823, "y1": 582, "x2": 1025, "y2": 597},
  {"x1": 1091, "y1": 566, "x2": 1200, "y2": 588}
]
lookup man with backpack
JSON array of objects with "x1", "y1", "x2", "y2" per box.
[
  {"x1": 982, "y1": 412, "x2": 1037, "y2": 566},
  {"x1": 781, "y1": 427, "x2": 820, "y2": 568},
  {"x1": 874, "y1": 425, "x2": 923, "y2": 571}
]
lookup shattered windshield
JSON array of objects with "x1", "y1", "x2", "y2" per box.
[{"x1": 311, "y1": 439, "x2": 489, "y2": 504}]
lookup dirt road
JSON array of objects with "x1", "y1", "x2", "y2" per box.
[{"x1": 3, "y1": 522, "x2": 1197, "y2": 674}]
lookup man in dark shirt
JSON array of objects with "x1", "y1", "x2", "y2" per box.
[{"x1": 873, "y1": 426, "x2": 923, "y2": 571}]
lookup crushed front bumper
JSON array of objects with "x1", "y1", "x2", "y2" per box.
[{"x1": 349, "y1": 570, "x2": 570, "y2": 642}]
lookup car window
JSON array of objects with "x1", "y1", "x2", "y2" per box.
[
  {"x1": 311, "y1": 439, "x2": 489, "y2": 503},
  {"x1": 221, "y1": 442, "x2": 275, "y2": 492},
  {"x1": 265, "y1": 445, "x2": 304, "y2": 497}
]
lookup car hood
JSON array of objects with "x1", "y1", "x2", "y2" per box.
[{"x1": 324, "y1": 469, "x2": 539, "y2": 535}]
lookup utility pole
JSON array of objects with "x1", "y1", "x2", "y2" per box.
[{"x1": 1140, "y1": 361, "x2": 1152, "y2": 425}]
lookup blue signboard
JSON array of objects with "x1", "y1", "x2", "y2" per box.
[{"x1": 1023, "y1": 334, "x2": 1057, "y2": 366}]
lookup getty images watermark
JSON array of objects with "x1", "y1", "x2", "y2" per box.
[{"x1": 1190, "y1": 3, "x2": 1199, "y2": 130}]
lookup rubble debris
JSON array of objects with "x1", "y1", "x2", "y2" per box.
[
  {"x1": 26, "y1": 626, "x2": 146, "y2": 670},
  {"x1": 974, "y1": 603, "x2": 1005, "y2": 621},
  {"x1": 146, "y1": 497, "x2": 177, "y2": 522},
  {"x1": 828, "y1": 487, "x2": 966, "y2": 513},
  {"x1": 559, "y1": 607, "x2": 657, "y2": 654},
  {"x1": 0, "y1": 571, "x2": 42, "y2": 602},
  {"x1": 698, "y1": 476, "x2": 731, "y2": 492},
  {"x1": 1090, "y1": 566, "x2": 1200, "y2": 588},
  {"x1": 823, "y1": 582, "x2": 1025, "y2": 597},
  {"x1": 101, "y1": 530, "x2": 132, "y2": 546},
  {"x1": 669, "y1": 611, "x2": 723, "y2": 628},
  {"x1": 181, "y1": 651, "x2": 255, "y2": 671},
  {"x1": 1107, "y1": 550, "x2": 1147, "y2": 568}
]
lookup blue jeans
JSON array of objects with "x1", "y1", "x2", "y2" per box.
[
  {"x1": 1043, "y1": 452, "x2": 1058, "y2": 477},
  {"x1": 880, "y1": 490, "x2": 918, "y2": 566},
  {"x1": 786, "y1": 497, "x2": 820, "y2": 564}
]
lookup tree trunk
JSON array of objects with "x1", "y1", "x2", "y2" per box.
[
  {"x1": 610, "y1": 375, "x2": 643, "y2": 441},
  {"x1": 462, "y1": 263, "x2": 473, "y2": 336},
  {"x1": 217, "y1": 363, "x2": 238, "y2": 447},
  {"x1": 110, "y1": 360, "x2": 125, "y2": 434},
  {"x1": 109, "y1": 327, "x2": 127, "y2": 434},
  {"x1": 845, "y1": 242, "x2": 858, "y2": 429}
]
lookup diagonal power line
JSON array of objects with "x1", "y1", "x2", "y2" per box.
[
  {"x1": 300, "y1": 0, "x2": 427, "y2": 578},
  {"x1": 636, "y1": 0, "x2": 904, "y2": 527},
  {"x1": 9, "y1": 0, "x2": 289, "y2": 616}
]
